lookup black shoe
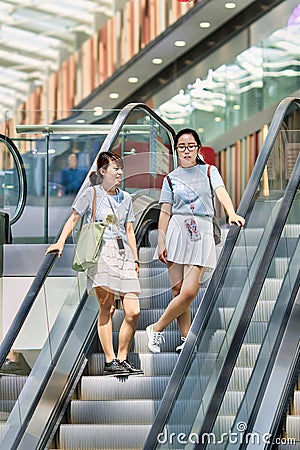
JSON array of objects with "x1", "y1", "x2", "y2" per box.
[
  {"x1": 120, "y1": 359, "x2": 144, "y2": 375},
  {"x1": 103, "y1": 359, "x2": 130, "y2": 376}
]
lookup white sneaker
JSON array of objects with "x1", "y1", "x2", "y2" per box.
[
  {"x1": 146, "y1": 324, "x2": 165, "y2": 353},
  {"x1": 176, "y1": 337, "x2": 186, "y2": 353}
]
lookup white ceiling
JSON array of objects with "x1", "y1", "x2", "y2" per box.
[
  {"x1": 0, "y1": 0, "x2": 127, "y2": 111},
  {"x1": 0, "y1": 0, "x2": 262, "y2": 116}
]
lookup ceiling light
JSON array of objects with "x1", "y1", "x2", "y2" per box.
[
  {"x1": 233, "y1": 104, "x2": 241, "y2": 110},
  {"x1": 76, "y1": 119, "x2": 86, "y2": 123},
  {"x1": 198, "y1": 128, "x2": 204, "y2": 133},
  {"x1": 93, "y1": 106, "x2": 104, "y2": 116},
  {"x1": 225, "y1": 2, "x2": 236, "y2": 9},
  {"x1": 174, "y1": 40, "x2": 186, "y2": 47},
  {"x1": 109, "y1": 92, "x2": 119, "y2": 99},
  {"x1": 214, "y1": 117, "x2": 222, "y2": 122},
  {"x1": 128, "y1": 77, "x2": 139, "y2": 83},
  {"x1": 49, "y1": 148, "x2": 56, "y2": 154},
  {"x1": 152, "y1": 58, "x2": 163, "y2": 65},
  {"x1": 61, "y1": 136, "x2": 71, "y2": 140},
  {"x1": 199, "y1": 22, "x2": 211, "y2": 28}
]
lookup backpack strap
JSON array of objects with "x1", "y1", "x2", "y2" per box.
[{"x1": 166, "y1": 175, "x2": 173, "y2": 192}]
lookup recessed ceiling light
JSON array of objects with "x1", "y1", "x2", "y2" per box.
[
  {"x1": 233, "y1": 104, "x2": 241, "y2": 110},
  {"x1": 109, "y1": 92, "x2": 119, "y2": 99},
  {"x1": 225, "y1": 2, "x2": 236, "y2": 9},
  {"x1": 152, "y1": 58, "x2": 163, "y2": 65},
  {"x1": 214, "y1": 117, "x2": 222, "y2": 123},
  {"x1": 49, "y1": 148, "x2": 56, "y2": 154},
  {"x1": 198, "y1": 128, "x2": 204, "y2": 133},
  {"x1": 174, "y1": 40, "x2": 186, "y2": 47},
  {"x1": 128, "y1": 77, "x2": 139, "y2": 83},
  {"x1": 76, "y1": 119, "x2": 86, "y2": 123},
  {"x1": 199, "y1": 22, "x2": 211, "y2": 28},
  {"x1": 61, "y1": 136, "x2": 71, "y2": 140},
  {"x1": 93, "y1": 106, "x2": 104, "y2": 116}
]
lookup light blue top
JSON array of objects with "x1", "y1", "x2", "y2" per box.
[
  {"x1": 72, "y1": 185, "x2": 135, "y2": 242},
  {"x1": 159, "y1": 164, "x2": 225, "y2": 217}
]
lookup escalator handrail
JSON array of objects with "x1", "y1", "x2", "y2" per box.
[
  {"x1": 0, "y1": 102, "x2": 175, "y2": 374},
  {"x1": 143, "y1": 97, "x2": 300, "y2": 449},
  {"x1": 0, "y1": 134, "x2": 27, "y2": 224}
]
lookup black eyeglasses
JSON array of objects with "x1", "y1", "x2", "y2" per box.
[{"x1": 176, "y1": 144, "x2": 199, "y2": 152}]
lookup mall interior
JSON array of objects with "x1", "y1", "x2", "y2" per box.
[{"x1": 0, "y1": 0, "x2": 299, "y2": 448}]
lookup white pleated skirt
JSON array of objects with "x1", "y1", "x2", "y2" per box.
[
  {"x1": 165, "y1": 214, "x2": 216, "y2": 269},
  {"x1": 86, "y1": 238, "x2": 141, "y2": 297}
]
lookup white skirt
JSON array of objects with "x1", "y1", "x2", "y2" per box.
[
  {"x1": 86, "y1": 238, "x2": 141, "y2": 297},
  {"x1": 165, "y1": 214, "x2": 216, "y2": 269}
]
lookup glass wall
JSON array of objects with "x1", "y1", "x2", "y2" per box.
[{"x1": 154, "y1": 0, "x2": 300, "y2": 144}]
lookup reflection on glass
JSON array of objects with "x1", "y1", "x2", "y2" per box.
[{"x1": 157, "y1": 130, "x2": 299, "y2": 448}]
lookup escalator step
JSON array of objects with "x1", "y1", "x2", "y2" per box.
[
  {"x1": 236, "y1": 344, "x2": 260, "y2": 367},
  {"x1": 59, "y1": 424, "x2": 151, "y2": 450},
  {"x1": 111, "y1": 330, "x2": 182, "y2": 353},
  {"x1": 87, "y1": 353, "x2": 177, "y2": 376},
  {"x1": 228, "y1": 367, "x2": 252, "y2": 390},
  {"x1": 0, "y1": 376, "x2": 27, "y2": 400},
  {"x1": 112, "y1": 307, "x2": 200, "y2": 330},
  {"x1": 70, "y1": 399, "x2": 161, "y2": 424},
  {"x1": 80, "y1": 376, "x2": 169, "y2": 401},
  {"x1": 294, "y1": 391, "x2": 300, "y2": 414},
  {"x1": 286, "y1": 415, "x2": 300, "y2": 440},
  {"x1": 252, "y1": 300, "x2": 275, "y2": 321},
  {"x1": 219, "y1": 391, "x2": 244, "y2": 415}
]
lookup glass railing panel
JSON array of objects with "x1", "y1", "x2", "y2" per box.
[
  {"x1": 0, "y1": 251, "x2": 86, "y2": 445},
  {"x1": 222, "y1": 189, "x2": 300, "y2": 450},
  {"x1": 12, "y1": 106, "x2": 175, "y2": 242},
  {"x1": 0, "y1": 135, "x2": 24, "y2": 224},
  {"x1": 156, "y1": 131, "x2": 300, "y2": 449}
]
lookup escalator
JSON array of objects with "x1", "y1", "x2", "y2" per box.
[
  {"x1": 0, "y1": 98, "x2": 299, "y2": 450},
  {"x1": 144, "y1": 99, "x2": 300, "y2": 450}
]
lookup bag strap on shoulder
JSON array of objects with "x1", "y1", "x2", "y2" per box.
[
  {"x1": 207, "y1": 165, "x2": 216, "y2": 214},
  {"x1": 91, "y1": 186, "x2": 97, "y2": 222},
  {"x1": 166, "y1": 175, "x2": 173, "y2": 192}
]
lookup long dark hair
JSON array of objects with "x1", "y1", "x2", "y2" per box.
[
  {"x1": 89, "y1": 151, "x2": 124, "y2": 185},
  {"x1": 174, "y1": 128, "x2": 205, "y2": 165}
]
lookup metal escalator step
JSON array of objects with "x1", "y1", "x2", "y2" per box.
[
  {"x1": 112, "y1": 308, "x2": 199, "y2": 330},
  {"x1": 213, "y1": 415, "x2": 235, "y2": 436},
  {"x1": 228, "y1": 367, "x2": 252, "y2": 390},
  {"x1": 208, "y1": 330, "x2": 226, "y2": 352},
  {"x1": 80, "y1": 376, "x2": 170, "y2": 400},
  {"x1": 0, "y1": 375, "x2": 27, "y2": 399},
  {"x1": 244, "y1": 322, "x2": 268, "y2": 343},
  {"x1": 112, "y1": 330, "x2": 181, "y2": 353},
  {"x1": 283, "y1": 224, "x2": 300, "y2": 238},
  {"x1": 230, "y1": 246, "x2": 257, "y2": 266},
  {"x1": 236, "y1": 344, "x2": 260, "y2": 367},
  {"x1": 236, "y1": 228, "x2": 264, "y2": 246},
  {"x1": 275, "y1": 257, "x2": 290, "y2": 278},
  {"x1": 59, "y1": 424, "x2": 151, "y2": 450},
  {"x1": 260, "y1": 278, "x2": 283, "y2": 300},
  {"x1": 294, "y1": 391, "x2": 300, "y2": 414},
  {"x1": 87, "y1": 353, "x2": 177, "y2": 376},
  {"x1": 218, "y1": 307, "x2": 234, "y2": 328},
  {"x1": 0, "y1": 400, "x2": 16, "y2": 420},
  {"x1": 252, "y1": 300, "x2": 275, "y2": 321},
  {"x1": 219, "y1": 391, "x2": 244, "y2": 415},
  {"x1": 286, "y1": 415, "x2": 300, "y2": 440},
  {"x1": 70, "y1": 399, "x2": 160, "y2": 424}
]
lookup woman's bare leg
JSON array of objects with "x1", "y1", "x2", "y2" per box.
[
  {"x1": 95, "y1": 287, "x2": 116, "y2": 362},
  {"x1": 153, "y1": 265, "x2": 203, "y2": 332},
  {"x1": 117, "y1": 293, "x2": 140, "y2": 362}
]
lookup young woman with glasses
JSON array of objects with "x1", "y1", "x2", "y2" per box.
[{"x1": 146, "y1": 128, "x2": 245, "y2": 353}]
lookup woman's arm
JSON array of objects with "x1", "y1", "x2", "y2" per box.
[
  {"x1": 215, "y1": 186, "x2": 245, "y2": 227},
  {"x1": 125, "y1": 222, "x2": 139, "y2": 274},
  {"x1": 157, "y1": 202, "x2": 172, "y2": 264},
  {"x1": 45, "y1": 210, "x2": 81, "y2": 257}
]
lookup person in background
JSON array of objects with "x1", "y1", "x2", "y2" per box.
[
  {"x1": 61, "y1": 153, "x2": 87, "y2": 195},
  {"x1": 146, "y1": 128, "x2": 245, "y2": 353},
  {"x1": 46, "y1": 151, "x2": 143, "y2": 376}
]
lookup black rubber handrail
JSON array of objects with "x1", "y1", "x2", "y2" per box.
[
  {"x1": 0, "y1": 102, "x2": 175, "y2": 376},
  {"x1": 0, "y1": 134, "x2": 27, "y2": 224},
  {"x1": 143, "y1": 97, "x2": 300, "y2": 449}
]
